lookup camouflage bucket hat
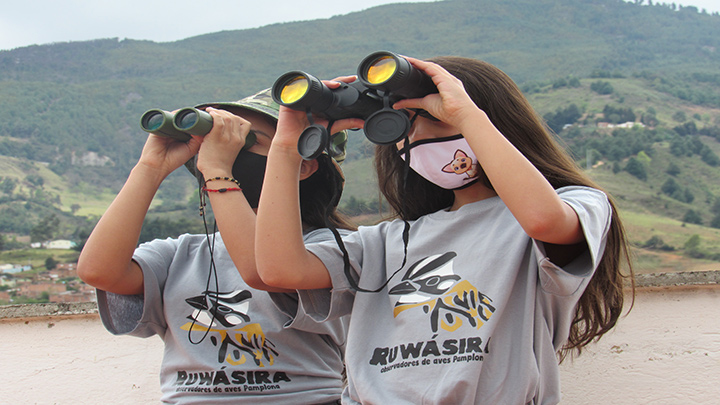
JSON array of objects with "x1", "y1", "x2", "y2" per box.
[
  {"x1": 185, "y1": 88, "x2": 347, "y2": 176},
  {"x1": 195, "y1": 88, "x2": 281, "y2": 124}
]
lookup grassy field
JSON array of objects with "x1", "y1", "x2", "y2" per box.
[{"x1": 0, "y1": 248, "x2": 79, "y2": 269}]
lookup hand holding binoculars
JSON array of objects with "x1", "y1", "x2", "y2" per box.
[
  {"x1": 271, "y1": 51, "x2": 437, "y2": 160},
  {"x1": 140, "y1": 107, "x2": 256, "y2": 149}
]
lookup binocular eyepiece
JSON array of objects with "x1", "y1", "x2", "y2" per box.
[
  {"x1": 272, "y1": 51, "x2": 437, "y2": 160},
  {"x1": 140, "y1": 107, "x2": 215, "y2": 141}
]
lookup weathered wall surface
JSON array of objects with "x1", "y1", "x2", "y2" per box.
[
  {"x1": 559, "y1": 285, "x2": 720, "y2": 404},
  {"x1": 0, "y1": 307, "x2": 163, "y2": 404},
  {"x1": 1, "y1": 280, "x2": 719, "y2": 404}
]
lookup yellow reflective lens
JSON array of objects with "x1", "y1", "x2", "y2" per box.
[
  {"x1": 366, "y1": 56, "x2": 397, "y2": 84},
  {"x1": 280, "y1": 76, "x2": 309, "y2": 104}
]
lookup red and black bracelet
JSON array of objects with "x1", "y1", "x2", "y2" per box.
[{"x1": 201, "y1": 186, "x2": 242, "y2": 193}]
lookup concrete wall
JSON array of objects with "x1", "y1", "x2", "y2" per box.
[
  {"x1": 559, "y1": 284, "x2": 720, "y2": 404},
  {"x1": 1, "y1": 279, "x2": 719, "y2": 404},
  {"x1": 0, "y1": 304, "x2": 163, "y2": 404}
]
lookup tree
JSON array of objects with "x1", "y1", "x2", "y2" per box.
[
  {"x1": 624, "y1": 157, "x2": 647, "y2": 180},
  {"x1": 672, "y1": 110, "x2": 687, "y2": 122},
  {"x1": 45, "y1": 256, "x2": 58, "y2": 271},
  {"x1": 30, "y1": 214, "x2": 60, "y2": 243},
  {"x1": 25, "y1": 174, "x2": 44, "y2": 188},
  {"x1": 710, "y1": 214, "x2": 720, "y2": 229},
  {"x1": 661, "y1": 178, "x2": 679, "y2": 196},
  {"x1": 683, "y1": 210, "x2": 702, "y2": 225},
  {"x1": 591, "y1": 81, "x2": 614, "y2": 95},
  {"x1": 0, "y1": 178, "x2": 17, "y2": 195},
  {"x1": 643, "y1": 235, "x2": 674, "y2": 251},
  {"x1": 666, "y1": 162, "x2": 681, "y2": 176},
  {"x1": 544, "y1": 104, "x2": 582, "y2": 133},
  {"x1": 683, "y1": 189, "x2": 695, "y2": 204},
  {"x1": 683, "y1": 234, "x2": 704, "y2": 258}
]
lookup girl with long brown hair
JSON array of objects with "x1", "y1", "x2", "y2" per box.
[{"x1": 255, "y1": 55, "x2": 634, "y2": 404}]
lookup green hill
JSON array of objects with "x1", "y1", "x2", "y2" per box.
[{"x1": 0, "y1": 0, "x2": 720, "y2": 273}]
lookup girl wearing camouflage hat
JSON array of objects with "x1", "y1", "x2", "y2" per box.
[{"x1": 77, "y1": 89, "x2": 352, "y2": 404}]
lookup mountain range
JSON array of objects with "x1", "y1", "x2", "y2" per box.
[{"x1": 0, "y1": 0, "x2": 719, "y2": 272}]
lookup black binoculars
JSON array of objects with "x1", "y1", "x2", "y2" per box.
[
  {"x1": 271, "y1": 51, "x2": 437, "y2": 160},
  {"x1": 140, "y1": 108, "x2": 215, "y2": 141}
]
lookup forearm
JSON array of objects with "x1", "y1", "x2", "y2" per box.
[
  {"x1": 205, "y1": 178, "x2": 295, "y2": 292},
  {"x1": 460, "y1": 110, "x2": 583, "y2": 245},
  {"x1": 255, "y1": 143, "x2": 332, "y2": 289},
  {"x1": 77, "y1": 163, "x2": 164, "y2": 294}
]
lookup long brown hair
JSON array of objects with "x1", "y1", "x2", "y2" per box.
[{"x1": 376, "y1": 56, "x2": 634, "y2": 357}]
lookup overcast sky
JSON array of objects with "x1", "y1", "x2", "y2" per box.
[{"x1": 1, "y1": 0, "x2": 718, "y2": 52}]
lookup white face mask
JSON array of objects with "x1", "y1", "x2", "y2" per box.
[{"x1": 399, "y1": 135, "x2": 480, "y2": 190}]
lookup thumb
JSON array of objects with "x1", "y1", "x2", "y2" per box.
[{"x1": 392, "y1": 97, "x2": 424, "y2": 111}]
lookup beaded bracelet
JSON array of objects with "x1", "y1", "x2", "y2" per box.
[
  {"x1": 205, "y1": 176, "x2": 240, "y2": 186},
  {"x1": 202, "y1": 186, "x2": 243, "y2": 193}
]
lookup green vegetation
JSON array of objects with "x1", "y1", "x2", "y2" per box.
[
  {"x1": 0, "y1": 248, "x2": 79, "y2": 269},
  {"x1": 0, "y1": 0, "x2": 719, "y2": 274}
]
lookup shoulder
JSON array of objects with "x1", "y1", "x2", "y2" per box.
[
  {"x1": 556, "y1": 185, "x2": 608, "y2": 203},
  {"x1": 135, "y1": 233, "x2": 211, "y2": 262},
  {"x1": 138, "y1": 233, "x2": 205, "y2": 248},
  {"x1": 302, "y1": 227, "x2": 353, "y2": 244},
  {"x1": 557, "y1": 186, "x2": 611, "y2": 220}
]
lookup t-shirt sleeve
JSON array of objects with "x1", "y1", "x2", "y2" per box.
[
  {"x1": 267, "y1": 228, "x2": 354, "y2": 344},
  {"x1": 535, "y1": 186, "x2": 612, "y2": 296},
  {"x1": 96, "y1": 237, "x2": 179, "y2": 338},
  {"x1": 298, "y1": 228, "x2": 362, "y2": 323}
]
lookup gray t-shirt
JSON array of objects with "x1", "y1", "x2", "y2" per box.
[
  {"x1": 276, "y1": 186, "x2": 610, "y2": 404},
  {"x1": 97, "y1": 230, "x2": 348, "y2": 404}
]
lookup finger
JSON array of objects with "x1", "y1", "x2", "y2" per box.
[
  {"x1": 330, "y1": 118, "x2": 365, "y2": 133},
  {"x1": 404, "y1": 57, "x2": 454, "y2": 82},
  {"x1": 392, "y1": 98, "x2": 425, "y2": 111},
  {"x1": 323, "y1": 76, "x2": 356, "y2": 89},
  {"x1": 329, "y1": 75, "x2": 357, "y2": 84}
]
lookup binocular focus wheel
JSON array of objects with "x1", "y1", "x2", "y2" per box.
[
  {"x1": 297, "y1": 124, "x2": 329, "y2": 160},
  {"x1": 364, "y1": 109, "x2": 411, "y2": 145}
]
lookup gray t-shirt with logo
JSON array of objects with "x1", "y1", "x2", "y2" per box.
[
  {"x1": 96, "y1": 230, "x2": 348, "y2": 404},
  {"x1": 276, "y1": 186, "x2": 610, "y2": 404}
]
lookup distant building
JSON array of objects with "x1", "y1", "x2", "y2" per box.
[
  {"x1": 0, "y1": 264, "x2": 32, "y2": 274},
  {"x1": 48, "y1": 264, "x2": 77, "y2": 279},
  {"x1": 46, "y1": 240, "x2": 77, "y2": 250},
  {"x1": 17, "y1": 282, "x2": 65, "y2": 299},
  {"x1": 49, "y1": 290, "x2": 96, "y2": 303},
  {"x1": 0, "y1": 276, "x2": 17, "y2": 288},
  {"x1": 70, "y1": 151, "x2": 114, "y2": 167},
  {"x1": 597, "y1": 121, "x2": 645, "y2": 129}
]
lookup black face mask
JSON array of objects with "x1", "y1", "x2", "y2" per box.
[{"x1": 231, "y1": 150, "x2": 267, "y2": 209}]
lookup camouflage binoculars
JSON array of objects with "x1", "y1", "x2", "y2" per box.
[
  {"x1": 271, "y1": 51, "x2": 437, "y2": 160},
  {"x1": 140, "y1": 107, "x2": 214, "y2": 142}
]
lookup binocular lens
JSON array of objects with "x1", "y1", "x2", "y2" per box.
[
  {"x1": 175, "y1": 110, "x2": 198, "y2": 130},
  {"x1": 280, "y1": 76, "x2": 310, "y2": 104},
  {"x1": 366, "y1": 56, "x2": 397, "y2": 85},
  {"x1": 143, "y1": 112, "x2": 164, "y2": 131}
]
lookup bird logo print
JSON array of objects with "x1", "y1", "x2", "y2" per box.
[
  {"x1": 181, "y1": 290, "x2": 278, "y2": 366},
  {"x1": 390, "y1": 252, "x2": 496, "y2": 333}
]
